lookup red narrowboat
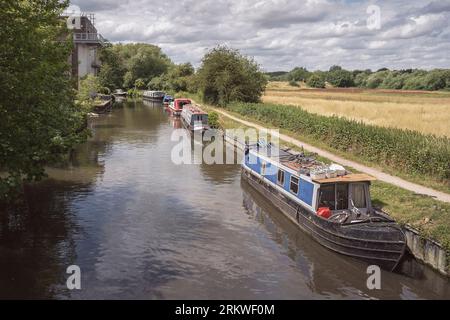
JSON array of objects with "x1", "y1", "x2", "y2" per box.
[{"x1": 169, "y1": 98, "x2": 191, "y2": 116}]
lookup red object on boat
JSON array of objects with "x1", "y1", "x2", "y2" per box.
[
  {"x1": 170, "y1": 98, "x2": 191, "y2": 115},
  {"x1": 317, "y1": 207, "x2": 332, "y2": 219}
]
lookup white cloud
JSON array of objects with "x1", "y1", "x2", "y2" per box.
[{"x1": 71, "y1": 0, "x2": 450, "y2": 71}]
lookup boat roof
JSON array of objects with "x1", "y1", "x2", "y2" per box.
[
  {"x1": 174, "y1": 98, "x2": 191, "y2": 102},
  {"x1": 184, "y1": 104, "x2": 207, "y2": 115},
  {"x1": 248, "y1": 143, "x2": 376, "y2": 184},
  {"x1": 313, "y1": 174, "x2": 377, "y2": 184}
]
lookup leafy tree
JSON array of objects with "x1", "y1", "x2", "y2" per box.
[
  {"x1": 0, "y1": 0, "x2": 87, "y2": 197},
  {"x1": 326, "y1": 66, "x2": 354, "y2": 87},
  {"x1": 98, "y1": 44, "x2": 126, "y2": 90},
  {"x1": 134, "y1": 78, "x2": 146, "y2": 90},
  {"x1": 196, "y1": 46, "x2": 267, "y2": 106},
  {"x1": 77, "y1": 74, "x2": 102, "y2": 102},
  {"x1": 288, "y1": 67, "x2": 310, "y2": 82},
  {"x1": 306, "y1": 74, "x2": 326, "y2": 88}
]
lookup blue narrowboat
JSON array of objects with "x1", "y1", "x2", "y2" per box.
[
  {"x1": 242, "y1": 142, "x2": 406, "y2": 271},
  {"x1": 163, "y1": 95, "x2": 174, "y2": 106}
]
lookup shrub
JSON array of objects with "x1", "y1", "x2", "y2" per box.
[
  {"x1": 196, "y1": 46, "x2": 267, "y2": 106},
  {"x1": 306, "y1": 75, "x2": 326, "y2": 88},
  {"x1": 288, "y1": 80, "x2": 299, "y2": 87},
  {"x1": 208, "y1": 111, "x2": 220, "y2": 128}
]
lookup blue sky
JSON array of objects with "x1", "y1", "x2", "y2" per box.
[{"x1": 69, "y1": 0, "x2": 450, "y2": 71}]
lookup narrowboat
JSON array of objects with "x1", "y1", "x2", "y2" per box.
[
  {"x1": 163, "y1": 95, "x2": 174, "y2": 106},
  {"x1": 143, "y1": 90, "x2": 165, "y2": 100},
  {"x1": 169, "y1": 98, "x2": 192, "y2": 116},
  {"x1": 241, "y1": 142, "x2": 406, "y2": 271},
  {"x1": 181, "y1": 104, "x2": 209, "y2": 132}
]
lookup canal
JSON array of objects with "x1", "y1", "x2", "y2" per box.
[{"x1": 0, "y1": 100, "x2": 449, "y2": 299}]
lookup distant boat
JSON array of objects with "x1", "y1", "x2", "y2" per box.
[
  {"x1": 143, "y1": 90, "x2": 165, "y2": 100},
  {"x1": 169, "y1": 98, "x2": 191, "y2": 116},
  {"x1": 163, "y1": 95, "x2": 174, "y2": 106},
  {"x1": 241, "y1": 142, "x2": 406, "y2": 271},
  {"x1": 181, "y1": 104, "x2": 209, "y2": 132},
  {"x1": 113, "y1": 89, "x2": 127, "y2": 97}
]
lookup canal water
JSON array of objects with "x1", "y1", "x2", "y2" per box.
[{"x1": 1, "y1": 100, "x2": 449, "y2": 299}]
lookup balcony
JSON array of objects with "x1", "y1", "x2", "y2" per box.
[{"x1": 73, "y1": 33, "x2": 105, "y2": 45}]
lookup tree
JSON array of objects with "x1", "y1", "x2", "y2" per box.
[
  {"x1": 288, "y1": 67, "x2": 310, "y2": 82},
  {"x1": 326, "y1": 66, "x2": 354, "y2": 87},
  {"x1": 0, "y1": 0, "x2": 87, "y2": 197},
  {"x1": 306, "y1": 74, "x2": 326, "y2": 88},
  {"x1": 77, "y1": 74, "x2": 102, "y2": 109},
  {"x1": 134, "y1": 78, "x2": 146, "y2": 89},
  {"x1": 98, "y1": 44, "x2": 126, "y2": 90},
  {"x1": 196, "y1": 46, "x2": 267, "y2": 106}
]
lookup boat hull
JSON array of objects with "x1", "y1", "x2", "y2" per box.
[{"x1": 242, "y1": 168, "x2": 406, "y2": 271}]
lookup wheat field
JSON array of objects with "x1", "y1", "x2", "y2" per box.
[{"x1": 263, "y1": 82, "x2": 450, "y2": 137}]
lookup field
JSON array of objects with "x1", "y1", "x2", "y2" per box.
[{"x1": 263, "y1": 82, "x2": 450, "y2": 137}]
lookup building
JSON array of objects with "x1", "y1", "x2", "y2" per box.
[{"x1": 64, "y1": 13, "x2": 105, "y2": 86}]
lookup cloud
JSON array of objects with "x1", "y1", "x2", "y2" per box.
[{"x1": 69, "y1": 0, "x2": 450, "y2": 71}]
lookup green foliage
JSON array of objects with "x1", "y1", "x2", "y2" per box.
[
  {"x1": 227, "y1": 102, "x2": 450, "y2": 182},
  {"x1": 326, "y1": 66, "x2": 354, "y2": 87},
  {"x1": 208, "y1": 111, "x2": 220, "y2": 129},
  {"x1": 98, "y1": 44, "x2": 126, "y2": 90},
  {"x1": 134, "y1": 78, "x2": 146, "y2": 89},
  {"x1": 288, "y1": 67, "x2": 310, "y2": 82},
  {"x1": 77, "y1": 74, "x2": 102, "y2": 102},
  {"x1": 148, "y1": 63, "x2": 195, "y2": 92},
  {"x1": 265, "y1": 71, "x2": 289, "y2": 81},
  {"x1": 288, "y1": 80, "x2": 299, "y2": 87},
  {"x1": 196, "y1": 46, "x2": 267, "y2": 106},
  {"x1": 99, "y1": 43, "x2": 173, "y2": 90},
  {"x1": 306, "y1": 74, "x2": 326, "y2": 88},
  {"x1": 0, "y1": 0, "x2": 88, "y2": 197}
]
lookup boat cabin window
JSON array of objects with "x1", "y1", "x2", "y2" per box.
[
  {"x1": 277, "y1": 170, "x2": 285, "y2": 186},
  {"x1": 290, "y1": 176, "x2": 299, "y2": 194},
  {"x1": 351, "y1": 183, "x2": 367, "y2": 208},
  {"x1": 318, "y1": 184, "x2": 336, "y2": 209},
  {"x1": 336, "y1": 184, "x2": 349, "y2": 210}
]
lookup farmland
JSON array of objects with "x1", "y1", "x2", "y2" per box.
[{"x1": 263, "y1": 82, "x2": 450, "y2": 137}]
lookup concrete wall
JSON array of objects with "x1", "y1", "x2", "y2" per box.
[
  {"x1": 404, "y1": 226, "x2": 449, "y2": 276},
  {"x1": 77, "y1": 45, "x2": 98, "y2": 79}
]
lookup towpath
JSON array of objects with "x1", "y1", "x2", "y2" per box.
[{"x1": 208, "y1": 107, "x2": 450, "y2": 204}]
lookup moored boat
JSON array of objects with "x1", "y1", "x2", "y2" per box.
[
  {"x1": 163, "y1": 95, "x2": 174, "y2": 106},
  {"x1": 241, "y1": 142, "x2": 406, "y2": 271},
  {"x1": 181, "y1": 104, "x2": 209, "y2": 133},
  {"x1": 113, "y1": 89, "x2": 127, "y2": 97},
  {"x1": 143, "y1": 90, "x2": 165, "y2": 100},
  {"x1": 169, "y1": 98, "x2": 191, "y2": 116}
]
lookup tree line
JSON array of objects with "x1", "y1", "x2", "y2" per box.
[
  {"x1": 96, "y1": 44, "x2": 268, "y2": 106},
  {"x1": 267, "y1": 66, "x2": 450, "y2": 91}
]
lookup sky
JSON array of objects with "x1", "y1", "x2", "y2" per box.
[{"x1": 68, "y1": 0, "x2": 450, "y2": 71}]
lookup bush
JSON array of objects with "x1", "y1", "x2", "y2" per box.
[
  {"x1": 306, "y1": 75, "x2": 326, "y2": 88},
  {"x1": 227, "y1": 102, "x2": 450, "y2": 182},
  {"x1": 326, "y1": 66, "x2": 354, "y2": 87},
  {"x1": 208, "y1": 111, "x2": 220, "y2": 128},
  {"x1": 196, "y1": 46, "x2": 267, "y2": 106},
  {"x1": 288, "y1": 80, "x2": 299, "y2": 87}
]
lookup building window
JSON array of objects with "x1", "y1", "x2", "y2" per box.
[
  {"x1": 290, "y1": 176, "x2": 299, "y2": 194},
  {"x1": 277, "y1": 170, "x2": 285, "y2": 186}
]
